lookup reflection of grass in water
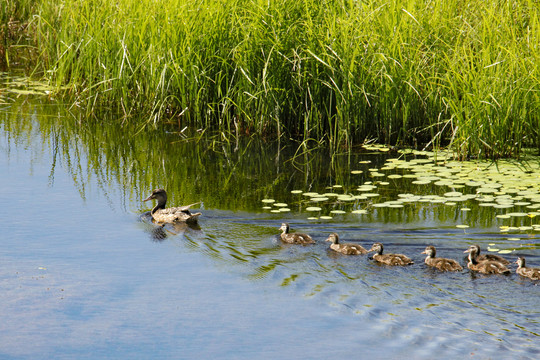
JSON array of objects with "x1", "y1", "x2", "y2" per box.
[{"x1": 8, "y1": 0, "x2": 540, "y2": 158}]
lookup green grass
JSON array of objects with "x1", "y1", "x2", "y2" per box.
[{"x1": 7, "y1": 0, "x2": 540, "y2": 158}]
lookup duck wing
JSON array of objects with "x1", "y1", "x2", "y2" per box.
[
  {"x1": 375, "y1": 254, "x2": 413, "y2": 266},
  {"x1": 335, "y1": 244, "x2": 366, "y2": 255},
  {"x1": 478, "y1": 254, "x2": 510, "y2": 265},
  {"x1": 281, "y1": 233, "x2": 314, "y2": 245},
  {"x1": 473, "y1": 261, "x2": 510, "y2": 274},
  {"x1": 431, "y1": 258, "x2": 463, "y2": 271},
  {"x1": 518, "y1": 267, "x2": 540, "y2": 280}
]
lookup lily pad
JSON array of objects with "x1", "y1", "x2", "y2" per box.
[
  {"x1": 351, "y1": 209, "x2": 368, "y2": 214},
  {"x1": 273, "y1": 203, "x2": 288, "y2": 207}
]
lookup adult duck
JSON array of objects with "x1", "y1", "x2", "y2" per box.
[
  {"x1": 421, "y1": 246, "x2": 463, "y2": 272},
  {"x1": 515, "y1": 257, "x2": 540, "y2": 280},
  {"x1": 279, "y1": 223, "x2": 315, "y2": 245},
  {"x1": 464, "y1": 245, "x2": 510, "y2": 275},
  {"x1": 326, "y1": 233, "x2": 368, "y2": 255},
  {"x1": 467, "y1": 244, "x2": 510, "y2": 265},
  {"x1": 368, "y1": 242, "x2": 413, "y2": 266},
  {"x1": 144, "y1": 188, "x2": 201, "y2": 224}
]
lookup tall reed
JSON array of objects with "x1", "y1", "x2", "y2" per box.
[{"x1": 28, "y1": 0, "x2": 540, "y2": 158}]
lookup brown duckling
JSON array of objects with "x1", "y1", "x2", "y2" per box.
[
  {"x1": 468, "y1": 244, "x2": 510, "y2": 265},
  {"x1": 144, "y1": 189, "x2": 201, "y2": 224},
  {"x1": 464, "y1": 245, "x2": 510, "y2": 275},
  {"x1": 515, "y1": 257, "x2": 540, "y2": 280},
  {"x1": 279, "y1": 223, "x2": 315, "y2": 245},
  {"x1": 421, "y1": 246, "x2": 463, "y2": 272},
  {"x1": 368, "y1": 242, "x2": 413, "y2": 266},
  {"x1": 325, "y1": 233, "x2": 368, "y2": 255}
]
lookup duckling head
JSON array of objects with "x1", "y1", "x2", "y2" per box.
[
  {"x1": 515, "y1": 256, "x2": 526, "y2": 268},
  {"x1": 421, "y1": 245, "x2": 436, "y2": 258},
  {"x1": 369, "y1": 242, "x2": 384, "y2": 255},
  {"x1": 325, "y1": 233, "x2": 339, "y2": 244},
  {"x1": 464, "y1": 245, "x2": 480, "y2": 264},
  {"x1": 279, "y1": 223, "x2": 290, "y2": 234}
]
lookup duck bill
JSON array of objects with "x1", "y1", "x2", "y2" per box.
[
  {"x1": 143, "y1": 195, "x2": 154, "y2": 202},
  {"x1": 463, "y1": 249, "x2": 471, "y2": 253},
  {"x1": 420, "y1": 250, "x2": 427, "y2": 254}
]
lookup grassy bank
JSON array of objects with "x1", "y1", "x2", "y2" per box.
[{"x1": 6, "y1": 0, "x2": 540, "y2": 158}]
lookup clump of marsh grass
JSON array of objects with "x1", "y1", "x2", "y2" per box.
[
  {"x1": 0, "y1": 0, "x2": 38, "y2": 67},
  {"x1": 29, "y1": 0, "x2": 540, "y2": 159}
]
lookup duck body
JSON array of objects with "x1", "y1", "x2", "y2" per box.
[
  {"x1": 464, "y1": 245, "x2": 510, "y2": 275},
  {"x1": 369, "y1": 242, "x2": 413, "y2": 266},
  {"x1": 279, "y1": 223, "x2": 315, "y2": 245},
  {"x1": 421, "y1": 246, "x2": 463, "y2": 272},
  {"x1": 516, "y1": 257, "x2": 540, "y2": 280},
  {"x1": 325, "y1": 233, "x2": 368, "y2": 255},
  {"x1": 144, "y1": 189, "x2": 201, "y2": 224}
]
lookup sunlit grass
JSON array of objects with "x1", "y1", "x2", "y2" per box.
[{"x1": 7, "y1": 0, "x2": 540, "y2": 158}]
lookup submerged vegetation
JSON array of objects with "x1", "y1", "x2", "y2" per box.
[{"x1": 3, "y1": 0, "x2": 540, "y2": 158}]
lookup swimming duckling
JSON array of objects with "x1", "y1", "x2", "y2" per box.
[
  {"x1": 515, "y1": 257, "x2": 540, "y2": 280},
  {"x1": 464, "y1": 245, "x2": 510, "y2": 275},
  {"x1": 368, "y1": 242, "x2": 413, "y2": 266},
  {"x1": 144, "y1": 189, "x2": 201, "y2": 224},
  {"x1": 325, "y1": 233, "x2": 368, "y2": 255},
  {"x1": 279, "y1": 223, "x2": 315, "y2": 245},
  {"x1": 467, "y1": 244, "x2": 510, "y2": 265},
  {"x1": 421, "y1": 245, "x2": 463, "y2": 272}
]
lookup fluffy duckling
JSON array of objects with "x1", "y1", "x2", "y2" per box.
[
  {"x1": 515, "y1": 257, "x2": 540, "y2": 280},
  {"x1": 325, "y1": 233, "x2": 368, "y2": 255},
  {"x1": 464, "y1": 245, "x2": 510, "y2": 275},
  {"x1": 144, "y1": 189, "x2": 201, "y2": 224},
  {"x1": 368, "y1": 242, "x2": 413, "y2": 266},
  {"x1": 467, "y1": 244, "x2": 510, "y2": 265},
  {"x1": 279, "y1": 223, "x2": 315, "y2": 245},
  {"x1": 421, "y1": 246, "x2": 463, "y2": 272}
]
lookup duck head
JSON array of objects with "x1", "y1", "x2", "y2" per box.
[
  {"x1": 515, "y1": 257, "x2": 526, "y2": 268},
  {"x1": 144, "y1": 188, "x2": 168, "y2": 211}
]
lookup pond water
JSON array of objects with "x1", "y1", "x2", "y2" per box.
[{"x1": 1, "y1": 87, "x2": 539, "y2": 359}]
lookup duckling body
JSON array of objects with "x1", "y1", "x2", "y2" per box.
[
  {"x1": 515, "y1": 257, "x2": 540, "y2": 280},
  {"x1": 279, "y1": 223, "x2": 315, "y2": 245},
  {"x1": 421, "y1": 246, "x2": 463, "y2": 272},
  {"x1": 144, "y1": 189, "x2": 201, "y2": 224},
  {"x1": 325, "y1": 233, "x2": 368, "y2": 255},
  {"x1": 471, "y1": 244, "x2": 510, "y2": 265},
  {"x1": 369, "y1": 242, "x2": 413, "y2": 266},
  {"x1": 464, "y1": 245, "x2": 510, "y2": 275}
]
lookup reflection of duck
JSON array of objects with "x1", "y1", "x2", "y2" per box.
[
  {"x1": 421, "y1": 246, "x2": 463, "y2": 271},
  {"x1": 467, "y1": 244, "x2": 510, "y2": 265},
  {"x1": 279, "y1": 223, "x2": 315, "y2": 245},
  {"x1": 368, "y1": 242, "x2": 413, "y2": 266},
  {"x1": 326, "y1": 233, "x2": 368, "y2": 255},
  {"x1": 515, "y1": 257, "x2": 540, "y2": 280},
  {"x1": 464, "y1": 245, "x2": 510, "y2": 275},
  {"x1": 144, "y1": 189, "x2": 201, "y2": 224}
]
